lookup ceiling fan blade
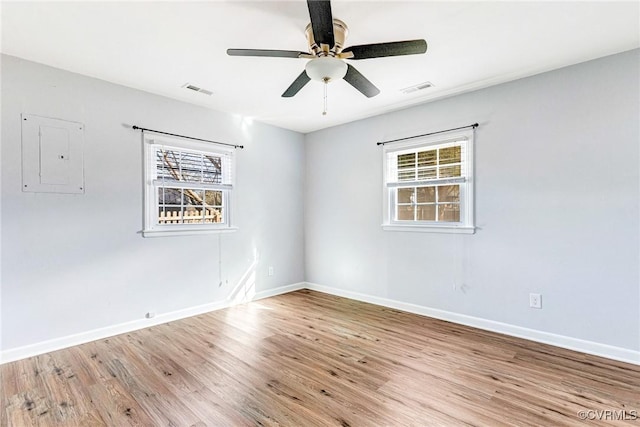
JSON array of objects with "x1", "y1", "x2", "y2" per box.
[
  {"x1": 282, "y1": 70, "x2": 311, "y2": 97},
  {"x1": 307, "y1": 0, "x2": 335, "y2": 48},
  {"x1": 343, "y1": 64, "x2": 380, "y2": 98},
  {"x1": 342, "y1": 39, "x2": 427, "y2": 60},
  {"x1": 227, "y1": 49, "x2": 307, "y2": 58}
]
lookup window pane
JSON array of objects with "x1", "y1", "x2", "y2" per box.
[
  {"x1": 397, "y1": 188, "x2": 414, "y2": 203},
  {"x1": 180, "y1": 151, "x2": 203, "y2": 182},
  {"x1": 158, "y1": 188, "x2": 181, "y2": 205},
  {"x1": 397, "y1": 153, "x2": 416, "y2": 181},
  {"x1": 158, "y1": 208, "x2": 182, "y2": 224},
  {"x1": 417, "y1": 167, "x2": 437, "y2": 180},
  {"x1": 204, "y1": 190, "x2": 222, "y2": 207},
  {"x1": 438, "y1": 185, "x2": 460, "y2": 203},
  {"x1": 157, "y1": 150, "x2": 180, "y2": 180},
  {"x1": 397, "y1": 205, "x2": 414, "y2": 221},
  {"x1": 416, "y1": 187, "x2": 435, "y2": 203},
  {"x1": 440, "y1": 165, "x2": 461, "y2": 178},
  {"x1": 416, "y1": 205, "x2": 436, "y2": 221},
  {"x1": 417, "y1": 150, "x2": 437, "y2": 167},
  {"x1": 184, "y1": 189, "x2": 203, "y2": 207},
  {"x1": 438, "y1": 204, "x2": 460, "y2": 222},
  {"x1": 203, "y1": 155, "x2": 222, "y2": 184},
  {"x1": 397, "y1": 153, "x2": 416, "y2": 169},
  {"x1": 204, "y1": 208, "x2": 223, "y2": 223},
  {"x1": 439, "y1": 146, "x2": 461, "y2": 165},
  {"x1": 184, "y1": 206, "x2": 204, "y2": 224}
]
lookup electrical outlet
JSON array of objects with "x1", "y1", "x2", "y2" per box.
[
  {"x1": 529, "y1": 293, "x2": 542, "y2": 309},
  {"x1": 268, "y1": 266, "x2": 274, "y2": 277}
]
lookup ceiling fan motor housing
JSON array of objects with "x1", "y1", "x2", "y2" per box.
[{"x1": 305, "y1": 19, "x2": 348, "y2": 54}]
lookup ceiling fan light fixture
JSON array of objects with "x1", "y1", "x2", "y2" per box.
[
  {"x1": 228, "y1": 0, "x2": 428, "y2": 99},
  {"x1": 305, "y1": 57, "x2": 348, "y2": 82}
]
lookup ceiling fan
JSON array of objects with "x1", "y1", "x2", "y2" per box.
[{"x1": 227, "y1": 0, "x2": 427, "y2": 100}]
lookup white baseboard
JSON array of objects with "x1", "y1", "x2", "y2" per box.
[
  {"x1": 253, "y1": 282, "x2": 306, "y2": 301},
  {"x1": 3, "y1": 281, "x2": 637, "y2": 366},
  {"x1": 304, "y1": 282, "x2": 640, "y2": 366},
  {"x1": 0, "y1": 282, "x2": 305, "y2": 365}
]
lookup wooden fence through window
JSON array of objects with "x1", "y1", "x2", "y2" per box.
[{"x1": 158, "y1": 208, "x2": 222, "y2": 224}]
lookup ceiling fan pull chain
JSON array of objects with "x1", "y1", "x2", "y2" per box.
[{"x1": 323, "y1": 78, "x2": 328, "y2": 115}]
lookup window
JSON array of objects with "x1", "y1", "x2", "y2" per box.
[
  {"x1": 143, "y1": 136, "x2": 236, "y2": 237},
  {"x1": 382, "y1": 129, "x2": 475, "y2": 233}
]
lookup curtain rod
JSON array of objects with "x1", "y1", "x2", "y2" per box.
[
  {"x1": 132, "y1": 125, "x2": 244, "y2": 149},
  {"x1": 376, "y1": 123, "x2": 478, "y2": 146}
]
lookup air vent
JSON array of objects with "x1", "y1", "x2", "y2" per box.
[
  {"x1": 182, "y1": 83, "x2": 213, "y2": 96},
  {"x1": 401, "y1": 81, "x2": 434, "y2": 94}
]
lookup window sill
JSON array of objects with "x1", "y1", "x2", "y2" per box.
[
  {"x1": 142, "y1": 226, "x2": 238, "y2": 238},
  {"x1": 382, "y1": 224, "x2": 475, "y2": 234}
]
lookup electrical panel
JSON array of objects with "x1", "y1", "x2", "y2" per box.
[{"x1": 21, "y1": 114, "x2": 85, "y2": 194}]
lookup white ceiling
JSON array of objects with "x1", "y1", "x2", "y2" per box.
[{"x1": 1, "y1": 1, "x2": 638, "y2": 133}]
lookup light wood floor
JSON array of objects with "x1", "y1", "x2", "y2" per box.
[{"x1": 1, "y1": 290, "x2": 639, "y2": 426}]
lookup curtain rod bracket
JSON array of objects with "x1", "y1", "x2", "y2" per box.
[
  {"x1": 377, "y1": 123, "x2": 478, "y2": 146},
  {"x1": 132, "y1": 125, "x2": 244, "y2": 149}
]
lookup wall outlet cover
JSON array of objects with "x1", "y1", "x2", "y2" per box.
[{"x1": 529, "y1": 293, "x2": 542, "y2": 309}]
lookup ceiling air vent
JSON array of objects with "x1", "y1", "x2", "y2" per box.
[
  {"x1": 401, "y1": 81, "x2": 434, "y2": 94},
  {"x1": 182, "y1": 83, "x2": 213, "y2": 96}
]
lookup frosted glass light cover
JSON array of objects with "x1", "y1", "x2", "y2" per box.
[{"x1": 305, "y1": 57, "x2": 348, "y2": 82}]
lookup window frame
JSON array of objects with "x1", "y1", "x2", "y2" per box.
[
  {"x1": 142, "y1": 135, "x2": 238, "y2": 237},
  {"x1": 382, "y1": 128, "x2": 475, "y2": 234}
]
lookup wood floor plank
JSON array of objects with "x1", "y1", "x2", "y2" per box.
[
  {"x1": 86, "y1": 379, "x2": 156, "y2": 427},
  {"x1": 2, "y1": 289, "x2": 639, "y2": 426}
]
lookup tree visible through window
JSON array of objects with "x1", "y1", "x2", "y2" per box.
[
  {"x1": 156, "y1": 148, "x2": 225, "y2": 224},
  {"x1": 143, "y1": 137, "x2": 235, "y2": 237}
]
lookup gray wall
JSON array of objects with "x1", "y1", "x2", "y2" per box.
[
  {"x1": 304, "y1": 49, "x2": 640, "y2": 351},
  {"x1": 1, "y1": 55, "x2": 305, "y2": 350},
  {"x1": 2, "y1": 49, "x2": 638, "y2": 356}
]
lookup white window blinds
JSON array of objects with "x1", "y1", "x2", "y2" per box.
[
  {"x1": 386, "y1": 139, "x2": 467, "y2": 188},
  {"x1": 154, "y1": 145, "x2": 234, "y2": 190}
]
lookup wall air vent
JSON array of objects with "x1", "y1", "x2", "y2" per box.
[
  {"x1": 182, "y1": 83, "x2": 213, "y2": 96},
  {"x1": 401, "y1": 81, "x2": 434, "y2": 94}
]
